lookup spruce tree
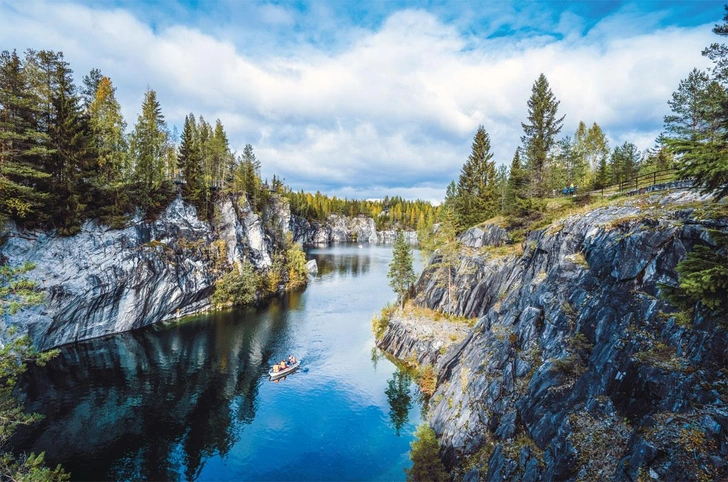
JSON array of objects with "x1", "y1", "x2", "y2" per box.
[
  {"x1": 455, "y1": 125, "x2": 497, "y2": 228},
  {"x1": 521, "y1": 73, "x2": 565, "y2": 197},
  {"x1": 388, "y1": 231, "x2": 416, "y2": 309},
  {"x1": 594, "y1": 155, "x2": 610, "y2": 190},
  {"x1": 0, "y1": 50, "x2": 51, "y2": 223},
  {"x1": 45, "y1": 54, "x2": 96, "y2": 233},
  {"x1": 130, "y1": 88, "x2": 167, "y2": 187},
  {"x1": 177, "y1": 114, "x2": 204, "y2": 208},
  {"x1": 505, "y1": 148, "x2": 527, "y2": 212}
]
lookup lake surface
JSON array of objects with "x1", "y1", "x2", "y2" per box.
[{"x1": 13, "y1": 244, "x2": 424, "y2": 481}]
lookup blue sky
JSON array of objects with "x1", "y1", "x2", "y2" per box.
[{"x1": 0, "y1": 0, "x2": 722, "y2": 201}]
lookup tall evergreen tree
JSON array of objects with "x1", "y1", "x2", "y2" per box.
[
  {"x1": 129, "y1": 88, "x2": 168, "y2": 186},
  {"x1": 177, "y1": 114, "x2": 204, "y2": 208},
  {"x1": 455, "y1": 125, "x2": 497, "y2": 228},
  {"x1": 0, "y1": 50, "x2": 51, "y2": 222},
  {"x1": 388, "y1": 231, "x2": 416, "y2": 309},
  {"x1": 44, "y1": 53, "x2": 96, "y2": 233},
  {"x1": 505, "y1": 148, "x2": 527, "y2": 212},
  {"x1": 521, "y1": 73, "x2": 565, "y2": 197}
]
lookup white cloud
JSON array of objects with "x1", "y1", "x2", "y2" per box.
[{"x1": 0, "y1": 1, "x2": 716, "y2": 200}]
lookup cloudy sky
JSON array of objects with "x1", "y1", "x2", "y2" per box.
[{"x1": 0, "y1": 0, "x2": 721, "y2": 201}]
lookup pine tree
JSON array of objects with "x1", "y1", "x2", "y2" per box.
[
  {"x1": 211, "y1": 119, "x2": 231, "y2": 188},
  {"x1": 662, "y1": 231, "x2": 728, "y2": 323},
  {"x1": 521, "y1": 73, "x2": 565, "y2": 197},
  {"x1": 665, "y1": 68, "x2": 725, "y2": 142},
  {"x1": 668, "y1": 6, "x2": 728, "y2": 200},
  {"x1": 235, "y1": 144, "x2": 261, "y2": 209},
  {"x1": 455, "y1": 125, "x2": 497, "y2": 228},
  {"x1": 388, "y1": 231, "x2": 416, "y2": 309},
  {"x1": 0, "y1": 264, "x2": 68, "y2": 481}
]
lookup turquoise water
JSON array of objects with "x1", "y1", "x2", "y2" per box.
[{"x1": 13, "y1": 244, "x2": 424, "y2": 481}]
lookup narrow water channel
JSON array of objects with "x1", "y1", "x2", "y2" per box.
[{"x1": 13, "y1": 244, "x2": 424, "y2": 481}]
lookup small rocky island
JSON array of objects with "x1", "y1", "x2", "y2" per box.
[{"x1": 377, "y1": 188, "x2": 727, "y2": 481}]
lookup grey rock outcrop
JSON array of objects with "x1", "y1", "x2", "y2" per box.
[
  {"x1": 1, "y1": 195, "x2": 276, "y2": 350},
  {"x1": 377, "y1": 230, "x2": 418, "y2": 245},
  {"x1": 378, "y1": 312, "x2": 469, "y2": 369},
  {"x1": 458, "y1": 224, "x2": 510, "y2": 248},
  {"x1": 378, "y1": 190, "x2": 728, "y2": 481},
  {"x1": 289, "y1": 211, "x2": 416, "y2": 246}
]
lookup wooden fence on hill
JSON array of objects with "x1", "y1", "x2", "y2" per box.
[{"x1": 588, "y1": 168, "x2": 681, "y2": 198}]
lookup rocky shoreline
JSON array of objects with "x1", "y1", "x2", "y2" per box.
[{"x1": 376, "y1": 189, "x2": 728, "y2": 481}]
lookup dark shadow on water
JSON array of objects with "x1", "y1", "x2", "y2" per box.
[{"x1": 12, "y1": 296, "x2": 298, "y2": 481}]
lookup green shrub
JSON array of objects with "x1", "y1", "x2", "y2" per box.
[
  {"x1": 371, "y1": 303, "x2": 396, "y2": 340},
  {"x1": 211, "y1": 260, "x2": 261, "y2": 308},
  {"x1": 285, "y1": 241, "x2": 308, "y2": 290}
]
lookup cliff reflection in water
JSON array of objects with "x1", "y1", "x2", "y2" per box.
[
  {"x1": 310, "y1": 249, "x2": 371, "y2": 277},
  {"x1": 13, "y1": 295, "x2": 301, "y2": 481}
]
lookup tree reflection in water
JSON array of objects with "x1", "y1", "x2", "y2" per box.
[
  {"x1": 385, "y1": 369, "x2": 412, "y2": 436},
  {"x1": 11, "y1": 299, "x2": 294, "y2": 481}
]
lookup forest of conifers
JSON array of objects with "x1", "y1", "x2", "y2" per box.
[{"x1": 0, "y1": 49, "x2": 437, "y2": 234}]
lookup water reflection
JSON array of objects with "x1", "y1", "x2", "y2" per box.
[
  {"x1": 385, "y1": 370, "x2": 413, "y2": 436},
  {"x1": 310, "y1": 250, "x2": 371, "y2": 277},
  {"x1": 13, "y1": 300, "x2": 294, "y2": 481},
  {"x1": 12, "y1": 245, "x2": 423, "y2": 482}
]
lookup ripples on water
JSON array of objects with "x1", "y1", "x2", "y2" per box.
[{"x1": 13, "y1": 244, "x2": 424, "y2": 481}]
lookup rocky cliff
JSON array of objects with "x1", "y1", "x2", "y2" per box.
[
  {"x1": 1, "y1": 194, "x2": 416, "y2": 350},
  {"x1": 377, "y1": 190, "x2": 728, "y2": 481},
  {"x1": 289, "y1": 212, "x2": 417, "y2": 246}
]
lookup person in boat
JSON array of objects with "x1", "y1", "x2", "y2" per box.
[
  {"x1": 288, "y1": 355, "x2": 297, "y2": 364},
  {"x1": 280, "y1": 360, "x2": 287, "y2": 370},
  {"x1": 272, "y1": 364, "x2": 280, "y2": 373}
]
